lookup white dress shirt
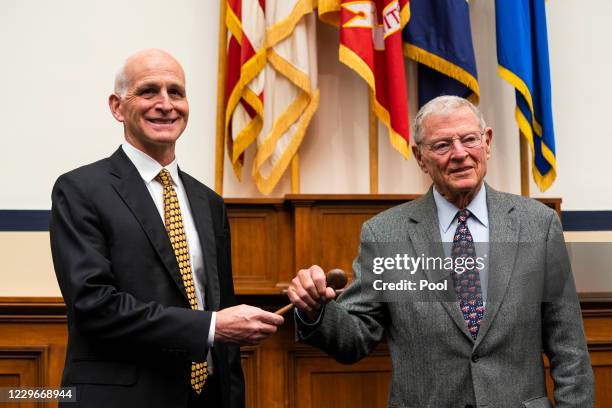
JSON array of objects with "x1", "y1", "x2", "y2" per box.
[
  {"x1": 433, "y1": 184, "x2": 489, "y2": 303},
  {"x1": 122, "y1": 142, "x2": 216, "y2": 354}
]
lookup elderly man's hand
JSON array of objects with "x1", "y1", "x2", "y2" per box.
[
  {"x1": 287, "y1": 265, "x2": 336, "y2": 322},
  {"x1": 215, "y1": 305, "x2": 284, "y2": 346}
]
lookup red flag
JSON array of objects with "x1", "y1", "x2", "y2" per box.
[
  {"x1": 320, "y1": 0, "x2": 411, "y2": 157},
  {"x1": 225, "y1": 0, "x2": 266, "y2": 179}
]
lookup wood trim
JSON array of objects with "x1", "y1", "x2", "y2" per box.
[
  {"x1": 0, "y1": 345, "x2": 50, "y2": 386},
  {"x1": 1, "y1": 296, "x2": 610, "y2": 314},
  {"x1": 222, "y1": 195, "x2": 561, "y2": 215},
  {"x1": 0, "y1": 298, "x2": 66, "y2": 323},
  {"x1": 222, "y1": 194, "x2": 562, "y2": 218},
  {"x1": 223, "y1": 198, "x2": 286, "y2": 205},
  {"x1": 535, "y1": 197, "x2": 562, "y2": 217},
  {"x1": 0, "y1": 297, "x2": 610, "y2": 407},
  {"x1": 0, "y1": 297, "x2": 65, "y2": 304},
  {"x1": 285, "y1": 194, "x2": 422, "y2": 202},
  {"x1": 240, "y1": 346, "x2": 259, "y2": 408},
  {"x1": 579, "y1": 292, "x2": 612, "y2": 302},
  {"x1": 294, "y1": 204, "x2": 314, "y2": 269}
]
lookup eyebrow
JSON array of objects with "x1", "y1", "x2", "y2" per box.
[
  {"x1": 134, "y1": 80, "x2": 185, "y2": 89},
  {"x1": 134, "y1": 82, "x2": 159, "y2": 91},
  {"x1": 429, "y1": 131, "x2": 481, "y2": 141}
]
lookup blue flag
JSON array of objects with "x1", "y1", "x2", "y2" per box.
[
  {"x1": 496, "y1": 0, "x2": 556, "y2": 191},
  {"x1": 402, "y1": 0, "x2": 479, "y2": 108}
]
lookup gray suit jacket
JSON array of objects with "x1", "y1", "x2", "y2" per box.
[{"x1": 299, "y1": 185, "x2": 594, "y2": 408}]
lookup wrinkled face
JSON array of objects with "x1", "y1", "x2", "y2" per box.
[
  {"x1": 110, "y1": 52, "x2": 188, "y2": 150},
  {"x1": 412, "y1": 106, "x2": 493, "y2": 197}
]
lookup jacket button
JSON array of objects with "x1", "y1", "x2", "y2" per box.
[{"x1": 471, "y1": 354, "x2": 479, "y2": 363}]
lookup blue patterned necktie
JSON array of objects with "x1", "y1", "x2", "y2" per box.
[{"x1": 451, "y1": 209, "x2": 485, "y2": 340}]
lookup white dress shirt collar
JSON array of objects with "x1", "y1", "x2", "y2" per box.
[
  {"x1": 122, "y1": 142, "x2": 180, "y2": 185},
  {"x1": 433, "y1": 184, "x2": 489, "y2": 233}
]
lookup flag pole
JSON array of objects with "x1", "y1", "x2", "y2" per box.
[
  {"x1": 214, "y1": 0, "x2": 228, "y2": 195},
  {"x1": 519, "y1": 131, "x2": 530, "y2": 197},
  {"x1": 368, "y1": 89, "x2": 379, "y2": 194},
  {"x1": 291, "y1": 154, "x2": 300, "y2": 193}
]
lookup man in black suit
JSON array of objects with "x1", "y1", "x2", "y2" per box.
[{"x1": 50, "y1": 49, "x2": 284, "y2": 408}]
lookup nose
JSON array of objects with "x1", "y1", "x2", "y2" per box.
[
  {"x1": 449, "y1": 139, "x2": 469, "y2": 159},
  {"x1": 155, "y1": 89, "x2": 173, "y2": 112}
]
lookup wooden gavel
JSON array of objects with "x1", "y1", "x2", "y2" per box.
[{"x1": 274, "y1": 268, "x2": 348, "y2": 315}]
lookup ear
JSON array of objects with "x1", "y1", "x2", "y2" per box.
[
  {"x1": 411, "y1": 144, "x2": 428, "y2": 174},
  {"x1": 108, "y1": 94, "x2": 125, "y2": 123},
  {"x1": 483, "y1": 127, "x2": 493, "y2": 159}
]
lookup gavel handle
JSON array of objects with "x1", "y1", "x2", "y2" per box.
[
  {"x1": 274, "y1": 289, "x2": 344, "y2": 316},
  {"x1": 275, "y1": 303, "x2": 294, "y2": 316},
  {"x1": 275, "y1": 268, "x2": 347, "y2": 316}
]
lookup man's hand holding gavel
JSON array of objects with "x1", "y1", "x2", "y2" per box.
[
  {"x1": 287, "y1": 265, "x2": 345, "y2": 322},
  {"x1": 215, "y1": 305, "x2": 284, "y2": 346}
]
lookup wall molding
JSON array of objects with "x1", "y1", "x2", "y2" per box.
[
  {"x1": 0, "y1": 210, "x2": 50, "y2": 231},
  {"x1": 1, "y1": 295, "x2": 611, "y2": 316},
  {"x1": 1, "y1": 296, "x2": 610, "y2": 407},
  {"x1": 3, "y1": 207, "x2": 612, "y2": 232},
  {"x1": 0, "y1": 345, "x2": 50, "y2": 387},
  {"x1": 562, "y1": 211, "x2": 612, "y2": 231}
]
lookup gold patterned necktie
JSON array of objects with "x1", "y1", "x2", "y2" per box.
[{"x1": 155, "y1": 169, "x2": 208, "y2": 394}]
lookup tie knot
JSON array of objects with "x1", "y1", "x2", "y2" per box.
[
  {"x1": 155, "y1": 169, "x2": 173, "y2": 187},
  {"x1": 457, "y1": 209, "x2": 471, "y2": 223}
]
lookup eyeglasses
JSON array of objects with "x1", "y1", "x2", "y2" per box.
[{"x1": 420, "y1": 131, "x2": 484, "y2": 155}]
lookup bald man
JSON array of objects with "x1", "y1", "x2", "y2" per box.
[{"x1": 50, "y1": 49, "x2": 283, "y2": 408}]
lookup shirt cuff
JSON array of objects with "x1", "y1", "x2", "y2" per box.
[
  {"x1": 295, "y1": 306, "x2": 324, "y2": 326},
  {"x1": 207, "y1": 311, "x2": 216, "y2": 346}
]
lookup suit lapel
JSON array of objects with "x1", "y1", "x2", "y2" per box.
[
  {"x1": 474, "y1": 185, "x2": 519, "y2": 348},
  {"x1": 109, "y1": 148, "x2": 189, "y2": 303},
  {"x1": 406, "y1": 188, "x2": 473, "y2": 341},
  {"x1": 180, "y1": 171, "x2": 220, "y2": 311}
]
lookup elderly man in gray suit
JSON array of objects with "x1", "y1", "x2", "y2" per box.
[{"x1": 288, "y1": 96, "x2": 594, "y2": 408}]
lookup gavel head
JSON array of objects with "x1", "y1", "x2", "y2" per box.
[{"x1": 325, "y1": 268, "x2": 348, "y2": 290}]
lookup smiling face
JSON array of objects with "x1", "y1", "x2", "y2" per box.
[
  {"x1": 412, "y1": 106, "x2": 493, "y2": 207},
  {"x1": 109, "y1": 50, "x2": 188, "y2": 165}
]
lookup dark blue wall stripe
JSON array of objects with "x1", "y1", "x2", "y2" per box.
[
  {"x1": 562, "y1": 211, "x2": 612, "y2": 231},
  {"x1": 1, "y1": 210, "x2": 612, "y2": 232},
  {"x1": 0, "y1": 210, "x2": 50, "y2": 231}
]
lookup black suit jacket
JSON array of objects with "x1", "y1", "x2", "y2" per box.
[{"x1": 50, "y1": 147, "x2": 244, "y2": 408}]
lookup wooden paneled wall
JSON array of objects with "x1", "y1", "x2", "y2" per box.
[
  {"x1": 2, "y1": 195, "x2": 610, "y2": 408},
  {"x1": 226, "y1": 195, "x2": 562, "y2": 294},
  {"x1": 1, "y1": 299, "x2": 610, "y2": 408}
]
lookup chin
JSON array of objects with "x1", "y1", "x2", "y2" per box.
[
  {"x1": 144, "y1": 132, "x2": 182, "y2": 145},
  {"x1": 142, "y1": 122, "x2": 185, "y2": 143},
  {"x1": 450, "y1": 179, "x2": 478, "y2": 193}
]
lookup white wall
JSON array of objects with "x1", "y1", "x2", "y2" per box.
[
  {"x1": 1, "y1": 0, "x2": 219, "y2": 209},
  {"x1": 1, "y1": 0, "x2": 611, "y2": 209},
  {"x1": 544, "y1": 0, "x2": 612, "y2": 209},
  {"x1": 1, "y1": 0, "x2": 611, "y2": 296}
]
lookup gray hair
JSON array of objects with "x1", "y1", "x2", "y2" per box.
[
  {"x1": 114, "y1": 64, "x2": 128, "y2": 98},
  {"x1": 413, "y1": 95, "x2": 486, "y2": 144}
]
